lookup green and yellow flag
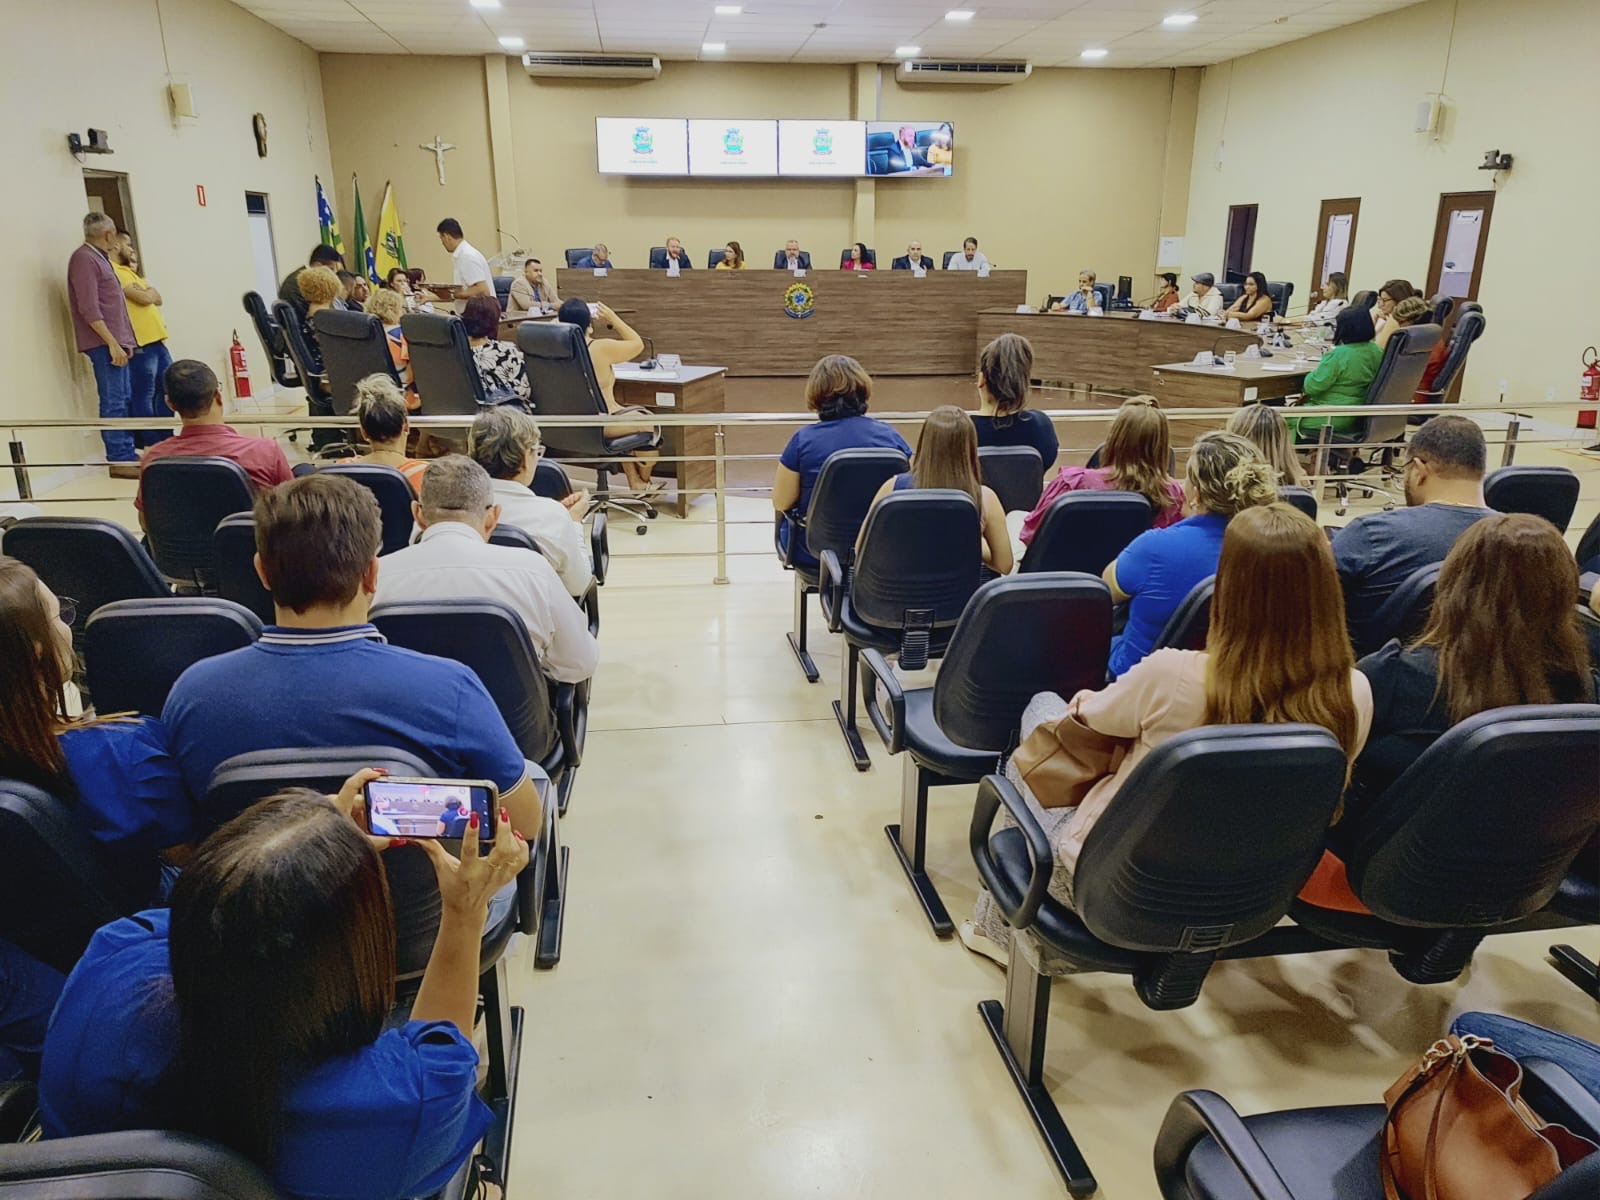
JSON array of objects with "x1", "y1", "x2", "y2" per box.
[
  {"x1": 352, "y1": 175, "x2": 376, "y2": 284},
  {"x1": 372, "y1": 181, "x2": 409, "y2": 284}
]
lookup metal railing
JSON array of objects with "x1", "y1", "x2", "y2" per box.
[{"x1": 5, "y1": 397, "x2": 1594, "y2": 585}]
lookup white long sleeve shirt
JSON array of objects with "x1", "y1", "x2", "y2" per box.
[{"x1": 489, "y1": 477, "x2": 594, "y2": 598}]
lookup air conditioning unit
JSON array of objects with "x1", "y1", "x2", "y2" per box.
[
  {"x1": 522, "y1": 52, "x2": 661, "y2": 80},
  {"x1": 895, "y1": 60, "x2": 1031, "y2": 85}
]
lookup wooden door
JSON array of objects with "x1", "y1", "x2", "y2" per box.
[
  {"x1": 1426, "y1": 191, "x2": 1495, "y2": 299},
  {"x1": 1309, "y1": 197, "x2": 1360, "y2": 302},
  {"x1": 1223, "y1": 204, "x2": 1258, "y2": 283}
]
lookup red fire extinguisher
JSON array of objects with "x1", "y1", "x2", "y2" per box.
[
  {"x1": 1581, "y1": 346, "x2": 1600, "y2": 429},
  {"x1": 229, "y1": 331, "x2": 252, "y2": 401}
]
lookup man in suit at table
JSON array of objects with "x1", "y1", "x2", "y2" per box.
[
  {"x1": 774, "y1": 240, "x2": 811, "y2": 271},
  {"x1": 653, "y1": 237, "x2": 693, "y2": 270},
  {"x1": 891, "y1": 241, "x2": 936, "y2": 272},
  {"x1": 574, "y1": 243, "x2": 611, "y2": 270}
]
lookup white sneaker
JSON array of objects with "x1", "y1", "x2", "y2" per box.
[{"x1": 958, "y1": 920, "x2": 1008, "y2": 967}]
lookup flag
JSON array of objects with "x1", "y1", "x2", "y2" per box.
[
  {"x1": 372, "y1": 181, "x2": 409, "y2": 283},
  {"x1": 315, "y1": 176, "x2": 345, "y2": 265},
  {"x1": 351, "y1": 175, "x2": 376, "y2": 283}
]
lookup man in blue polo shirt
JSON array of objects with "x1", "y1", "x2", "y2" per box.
[{"x1": 162, "y1": 473, "x2": 548, "y2": 839}]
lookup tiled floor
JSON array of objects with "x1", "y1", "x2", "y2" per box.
[{"x1": 9, "y1": 415, "x2": 1600, "y2": 1198}]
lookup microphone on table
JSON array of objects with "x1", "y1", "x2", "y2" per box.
[{"x1": 641, "y1": 336, "x2": 657, "y2": 370}]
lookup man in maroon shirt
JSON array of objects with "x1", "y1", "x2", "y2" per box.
[
  {"x1": 67, "y1": 213, "x2": 139, "y2": 475},
  {"x1": 134, "y1": 359, "x2": 294, "y2": 522}
]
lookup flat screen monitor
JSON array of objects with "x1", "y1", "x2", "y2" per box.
[
  {"x1": 688, "y1": 119, "x2": 778, "y2": 176},
  {"x1": 777, "y1": 120, "x2": 867, "y2": 177},
  {"x1": 865, "y1": 120, "x2": 954, "y2": 177},
  {"x1": 595, "y1": 117, "x2": 689, "y2": 175}
]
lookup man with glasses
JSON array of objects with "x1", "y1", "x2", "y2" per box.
[
  {"x1": 774, "y1": 240, "x2": 810, "y2": 271},
  {"x1": 1332, "y1": 414, "x2": 1493, "y2": 647},
  {"x1": 891, "y1": 241, "x2": 936, "y2": 272}
]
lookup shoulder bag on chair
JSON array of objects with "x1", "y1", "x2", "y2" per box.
[{"x1": 1009, "y1": 707, "x2": 1126, "y2": 810}]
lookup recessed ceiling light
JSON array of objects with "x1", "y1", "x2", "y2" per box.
[
  {"x1": 1080, "y1": 48, "x2": 1109, "y2": 60},
  {"x1": 945, "y1": 8, "x2": 975, "y2": 19},
  {"x1": 714, "y1": 4, "x2": 742, "y2": 13},
  {"x1": 469, "y1": 0, "x2": 500, "y2": 9},
  {"x1": 702, "y1": 41, "x2": 727, "y2": 53},
  {"x1": 497, "y1": 35, "x2": 524, "y2": 48},
  {"x1": 894, "y1": 45, "x2": 922, "y2": 57},
  {"x1": 1163, "y1": 13, "x2": 1198, "y2": 26}
]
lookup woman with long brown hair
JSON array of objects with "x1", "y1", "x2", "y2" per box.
[
  {"x1": 971, "y1": 333, "x2": 1058, "y2": 471},
  {"x1": 962, "y1": 504, "x2": 1372, "y2": 960},
  {"x1": 1019, "y1": 395, "x2": 1185, "y2": 546},
  {"x1": 1226, "y1": 402, "x2": 1305, "y2": 486},
  {"x1": 861, "y1": 405, "x2": 1012, "y2": 574}
]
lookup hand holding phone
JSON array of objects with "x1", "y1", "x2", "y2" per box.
[{"x1": 416, "y1": 803, "x2": 529, "y2": 917}]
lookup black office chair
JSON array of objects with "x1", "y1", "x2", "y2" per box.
[
  {"x1": 241, "y1": 291, "x2": 300, "y2": 390},
  {"x1": 1293, "y1": 705, "x2": 1600, "y2": 984},
  {"x1": 867, "y1": 130, "x2": 895, "y2": 174},
  {"x1": 1154, "y1": 1059, "x2": 1600, "y2": 1200},
  {"x1": 84, "y1": 597, "x2": 263, "y2": 718},
  {"x1": 0, "y1": 1080, "x2": 35, "y2": 1144},
  {"x1": 978, "y1": 446, "x2": 1044, "y2": 514},
  {"x1": 1151, "y1": 575, "x2": 1214, "y2": 653},
  {"x1": 1349, "y1": 289, "x2": 1378, "y2": 313},
  {"x1": 271, "y1": 300, "x2": 348, "y2": 457},
  {"x1": 493, "y1": 274, "x2": 513, "y2": 312},
  {"x1": 820, "y1": 491, "x2": 982, "y2": 770},
  {"x1": 400, "y1": 312, "x2": 494, "y2": 427},
  {"x1": 1355, "y1": 561, "x2": 1440, "y2": 656},
  {"x1": 210, "y1": 514, "x2": 275, "y2": 625},
  {"x1": 310, "y1": 308, "x2": 404, "y2": 415},
  {"x1": 564, "y1": 247, "x2": 592, "y2": 268},
  {"x1": 971, "y1": 725, "x2": 1350, "y2": 1196},
  {"x1": 319, "y1": 463, "x2": 416, "y2": 554},
  {"x1": 707, "y1": 248, "x2": 727, "y2": 269},
  {"x1": 517, "y1": 320, "x2": 657, "y2": 531},
  {"x1": 1264, "y1": 280, "x2": 1294, "y2": 318},
  {"x1": 942, "y1": 250, "x2": 958, "y2": 270},
  {"x1": 860, "y1": 574, "x2": 1112, "y2": 935},
  {"x1": 2, "y1": 517, "x2": 169, "y2": 658},
  {"x1": 1091, "y1": 282, "x2": 1113, "y2": 311},
  {"x1": 1413, "y1": 309, "x2": 1485, "y2": 410},
  {"x1": 1484, "y1": 466, "x2": 1581, "y2": 534},
  {"x1": 1216, "y1": 282, "x2": 1242, "y2": 307},
  {"x1": 0, "y1": 1130, "x2": 283, "y2": 1200},
  {"x1": 648, "y1": 246, "x2": 693, "y2": 269},
  {"x1": 1428, "y1": 291, "x2": 1456, "y2": 326},
  {"x1": 1086, "y1": 442, "x2": 1177, "y2": 473},
  {"x1": 140, "y1": 457, "x2": 256, "y2": 591},
  {"x1": 838, "y1": 247, "x2": 877, "y2": 268},
  {"x1": 1278, "y1": 485, "x2": 1318, "y2": 520},
  {"x1": 1578, "y1": 511, "x2": 1600, "y2": 573},
  {"x1": 1020, "y1": 492, "x2": 1153, "y2": 576},
  {"x1": 489, "y1": 523, "x2": 601, "y2": 639},
  {"x1": 777, "y1": 448, "x2": 908, "y2": 683},
  {"x1": 524, "y1": 459, "x2": 610, "y2": 585}
]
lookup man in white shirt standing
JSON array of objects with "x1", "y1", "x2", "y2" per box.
[
  {"x1": 435, "y1": 217, "x2": 494, "y2": 302},
  {"x1": 467, "y1": 407, "x2": 594, "y2": 597},
  {"x1": 1179, "y1": 271, "x2": 1225, "y2": 318},
  {"x1": 946, "y1": 236, "x2": 989, "y2": 272},
  {"x1": 375, "y1": 455, "x2": 598, "y2": 685}
]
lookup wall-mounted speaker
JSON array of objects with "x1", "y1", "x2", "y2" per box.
[{"x1": 168, "y1": 82, "x2": 197, "y2": 119}]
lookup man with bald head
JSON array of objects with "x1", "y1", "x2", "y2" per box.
[
  {"x1": 774, "y1": 239, "x2": 811, "y2": 270},
  {"x1": 68, "y1": 212, "x2": 140, "y2": 474},
  {"x1": 892, "y1": 240, "x2": 935, "y2": 271}
]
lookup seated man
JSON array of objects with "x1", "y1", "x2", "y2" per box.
[
  {"x1": 1333, "y1": 414, "x2": 1493, "y2": 648},
  {"x1": 468, "y1": 406, "x2": 594, "y2": 597},
  {"x1": 162, "y1": 472, "x2": 549, "y2": 838},
  {"x1": 507, "y1": 257, "x2": 559, "y2": 317},
  {"x1": 946, "y1": 236, "x2": 989, "y2": 272},
  {"x1": 1178, "y1": 271, "x2": 1224, "y2": 318},
  {"x1": 135, "y1": 359, "x2": 293, "y2": 523},
  {"x1": 374, "y1": 455, "x2": 599, "y2": 686},
  {"x1": 774, "y1": 240, "x2": 810, "y2": 271},
  {"x1": 654, "y1": 237, "x2": 692, "y2": 270},
  {"x1": 891, "y1": 241, "x2": 935, "y2": 272},
  {"x1": 276, "y1": 244, "x2": 344, "y2": 322},
  {"x1": 574, "y1": 243, "x2": 610, "y2": 270},
  {"x1": 1061, "y1": 269, "x2": 1098, "y2": 312}
]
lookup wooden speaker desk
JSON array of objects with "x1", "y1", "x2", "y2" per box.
[{"x1": 610, "y1": 364, "x2": 727, "y2": 518}]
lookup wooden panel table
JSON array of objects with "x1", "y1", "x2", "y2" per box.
[
  {"x1": 611, "y1": 363, "x2": 727, "y2": 518},
  {"x1": 1147, "y1": 356, "x2": 1314, "y2": 446},
  {"x1": 555, "y1": 268, "x2": 1027, "y2": 376}
]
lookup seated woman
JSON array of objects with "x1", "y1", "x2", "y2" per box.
[
  {"x1": 1377, "y1": 293, "x2": 1430, "y2": 351},
  {"x1": 860, "y1": 406, "x2": 1012, "y2": 575},
  {"x1": 295, "y1": 265, "x2": 342, "y2": 375},
  {"x1": 1287, "y1": 305, "x2": 1383, "y2": 441},
  {"x1": 462, "y1": 294, "x2": 529, "y2": 408},
  {"x1": 714, "y1": 241, "x2": 747, "y2": 270},
  {"x1": 1226, "y1": 401, "x2": 1306, "y2": 486},
  {"x1": 772, "y1": 355, "x2": 912, "y2": 563},
  {"x1": 348, "y1": 375, "x2": 429, "y2": 494},
  {"x1": 40, "y1": 775, "x2": 528, "y2": 1200},
  {"x1": 962, "y1": 503, "x2": 1372, "y2": 960},
  {"x1": 1370, "y1": 277, "x2": 1417, "y2": 347},
  {"x1": 362, "y1": 288, "x2": 419, "y2": 410},
  {"x1": 1019, "y1": 396, "x2": 1185, "y2": 546},
  {"x1": 1150, "y1": 272, "x2": 1180, "y2": 313},
  {"x1": 1222, "y1": 270, "x2": 1275, "y2": 324},
  {"x1": 555, "y1": 297, "x2": 662, "y2": 494},
  {"x1": 842, "y1": 242, "x2": 875, "y2": 271},
  {"x1": 1104, "y1": 431, "x2": 1276, "y2": 677},
  {"x1": 970, "y1": 333, "x2": 1057, "y2": 473},
  {"x1": 1283, "y1": 272, "x2": 1347, "y2": 327}
]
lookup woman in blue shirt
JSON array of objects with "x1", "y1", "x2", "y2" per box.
[
  {"x1": 772, "y1": 355, "x2": 912, "y2": 562},
  {"x1": 41, "y1": 775, "x2": 529, "y2": 1200},
  {"x1": 1104, "y1": 432, "x2": 1277, "y2": 676}
]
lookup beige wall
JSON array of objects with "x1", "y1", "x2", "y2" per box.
[
  {"x1": 0, "y1": 0, "x2": 333, "y2": 485},
  {"x1": 1184, "y1": 0, "x2": 1599, "y2": 409},
  {"x1": 319, "y1": 57, "x2": 1198, "y2": 309}
]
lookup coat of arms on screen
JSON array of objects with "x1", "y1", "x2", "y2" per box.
[
  {"x1": 632, "y1": 126, "x2": 654, "y2": 154},
  {"x1": 813, "y1": 128, "x2": 832, "y2": 156},
  {"x1": 783, "y1": 281, "x2": 815, "y2": 319},
  {"x1": 723, "y1": 128, "x2": 744, "y2": 155}
]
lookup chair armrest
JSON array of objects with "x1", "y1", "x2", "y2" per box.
[
  {"x1": 775, "y1": 512, "x2": 803, "y2": 569},
  {"x1": 968, "y1": 773, "x2": 1054, "y2": 931},
  {"x1": 552, "y1": 682, "x2": 585, "y2": 770},
  {"x1": 0, "y1": 1079, "x2": 38, "y2": 1143},
  {"x1": 859, "y1": 649, "x2": 905, "y2": 754},
  {"x1": 1153, "y1": 1090, "x2": 1299, "y2": 1200},
  {"x1": 579, "y1": 579, "x2": 600, "y2": 640},
  {"x1": 818, "y1": 549, "x2": 847, "y2": 632},
  {"x1": 1520, "y1": 1059, "x2": 1600, "y2": 1143},
  {"x1": 590, "y1": 511, "x2": 609, "y2": 586}
]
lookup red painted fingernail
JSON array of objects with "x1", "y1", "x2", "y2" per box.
[
  {"x1": 391, "y1": 838, "x2": 409, "y2": 846},
  {"x1": 373, "y1": 767, "x2": 388, "y2": 775},
  {"x1": 514, "y1": 832, "x2": 525, "y2": 842},
  {"x1": 500, "y1": 807, "x2": 509, "y2": 820},
  {"x1": 469, "y1": 812, "x2": 480, "y2": 829}
]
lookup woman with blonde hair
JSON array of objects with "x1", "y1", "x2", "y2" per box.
[
  {"x1": 962, "y1": 503, "x2": 1372, "y2": 960},
  {"x1": 861, "y1": 406, "x2": 1012, "y2": 574},
  {"x1": 1104, "y1": 431, "x2": 1277, "y2": 676},
  {"x1": 1020, "y1": 396, "x2": 1185, "y2": 546},
  {"x1": 295, "y1": 266, "x2": 342, "y2": 373},
  {"x1": 1226, "y1": 402, "x2": 1305, "y2": 486},
  {"x1": 971, "y1": 333, "x2": 1057, "y2": 470},
  {"x1": 362, "y1": 288, "x2": 419, "y2": 410},
  {"x1": 348, "y1": 375, "x2": 428, "y2": 493}
]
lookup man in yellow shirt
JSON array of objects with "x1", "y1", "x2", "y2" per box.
[{"x1": 113, "y1": 234, "x2": 173, "y2": 449}]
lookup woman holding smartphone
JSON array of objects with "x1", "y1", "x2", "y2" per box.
[{"x1": 40, "y1": 771, "x2": 528, "y2": 1200}]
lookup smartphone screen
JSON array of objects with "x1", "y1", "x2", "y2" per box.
[
  {"x1": 588, "y1": 302, "x2": 600, "y2": 318},
  {"x1": 363, "y1": 778, "x2": 499, "y2": 842}
]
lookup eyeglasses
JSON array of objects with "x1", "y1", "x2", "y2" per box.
[{"x1": 57, "y1": 596, "x2": 79, "y2": 626}]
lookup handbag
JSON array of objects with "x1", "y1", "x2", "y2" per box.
[
  {"x1": 1009, "y1": 706, "x2": 1125, "y2": 810},
  {"x1": 1380, "y1": 1034, "x2": 1597, "y2": 1200}
]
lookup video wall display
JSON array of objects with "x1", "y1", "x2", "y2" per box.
[{"x1": 595, "y1": 118, "x2": 951, "y2": 178}]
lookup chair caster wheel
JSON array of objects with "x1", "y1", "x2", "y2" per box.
[
  {"x1": 635, "y1": 525, "x2": 647, "y2": 535},
  {"x1": 645, "y1": 509, "x2": 658, "y2": 520}
]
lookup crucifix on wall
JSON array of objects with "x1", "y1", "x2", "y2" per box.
[{"x1": 421, "y1": 135, "x2": 455, "y2": 185}]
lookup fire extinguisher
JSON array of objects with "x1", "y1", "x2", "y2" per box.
[
  {"x1": 229, "y1": 331, "x2": 252, "y2": 401},
  {"x1": 1581, "y1": 346, "x2": 1600, "y2": 430}
]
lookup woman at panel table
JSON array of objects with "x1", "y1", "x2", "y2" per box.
[
  {"x1": 971, "y1": 333, "x2": 1059, "y2": 475},
  {"x1": 960, "y1": 503, "x2": 1371, "y2": 963},
  {"x1": 1287, "y1": 305, "x2": 1383, "y2": 441},
  {"x1": 925, "y1": 123, "x2": 954, "y2": 167},
  {"x1": 1222, "y1": 270, "x2": 1275, "y2": 324},
  {"x1": 860, "y1": 406, "x2": 1013, "y2": 575},
  {"x1": 1377, "y1": 294, "x2": 1429, "y2": 351},
  {"x1": 1370, "y1": 277, "x2": 1417, "y2": 347},
  {"x1": 714, "y1": 241, "x2": 747, "y2": 270},
  {"x1": 462, "y1": 294, "x2": 529, "y2": 410},
  {"x1": 1149, "y1": 272, "x2": 1181, "y2": 313},
  {"x1": 842, "y1": 242, "x2": 875, "y2": 271},
  {"x1": 1282, "y1": 272, "x2": 1347, "y2": 327}
]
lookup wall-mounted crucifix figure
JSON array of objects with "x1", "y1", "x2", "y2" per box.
[{"x1": 421, "y1": 135, "x2": 455, "y2": 185}]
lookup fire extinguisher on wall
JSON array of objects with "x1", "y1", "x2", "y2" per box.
[
  {"x1": 229, "y1": 331, "x2": 252, "y2": 402},
  {"x1": 1580, "y1": 346, "x2": 1599, "y2": 430}
]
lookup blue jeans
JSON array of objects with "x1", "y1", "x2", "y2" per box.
[
  {"x1": 128, "y1": 340, "x2": 174, "y2": 449},
  {"x1": 0, "y1": 940, "x2": 67, "y2": 1082},
  {"x1": 84, "y1": 344, "x2": 136, "y2": 462},
  {"x1": 1450, "y1": 1011, "x2": 1600, "y2": 1103}
]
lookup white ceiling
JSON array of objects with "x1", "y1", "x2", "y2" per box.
[{"x1": 235, "y1": 0, "x2": 1426, "y2": 68}]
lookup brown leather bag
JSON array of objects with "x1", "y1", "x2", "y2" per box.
[
  {"x1": 1381, "y1": 1035, "x2": 1597, "y2": 1200},
  {"x1": 1010, "y1": 707, "x2": 1126, "y2": 809}
]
